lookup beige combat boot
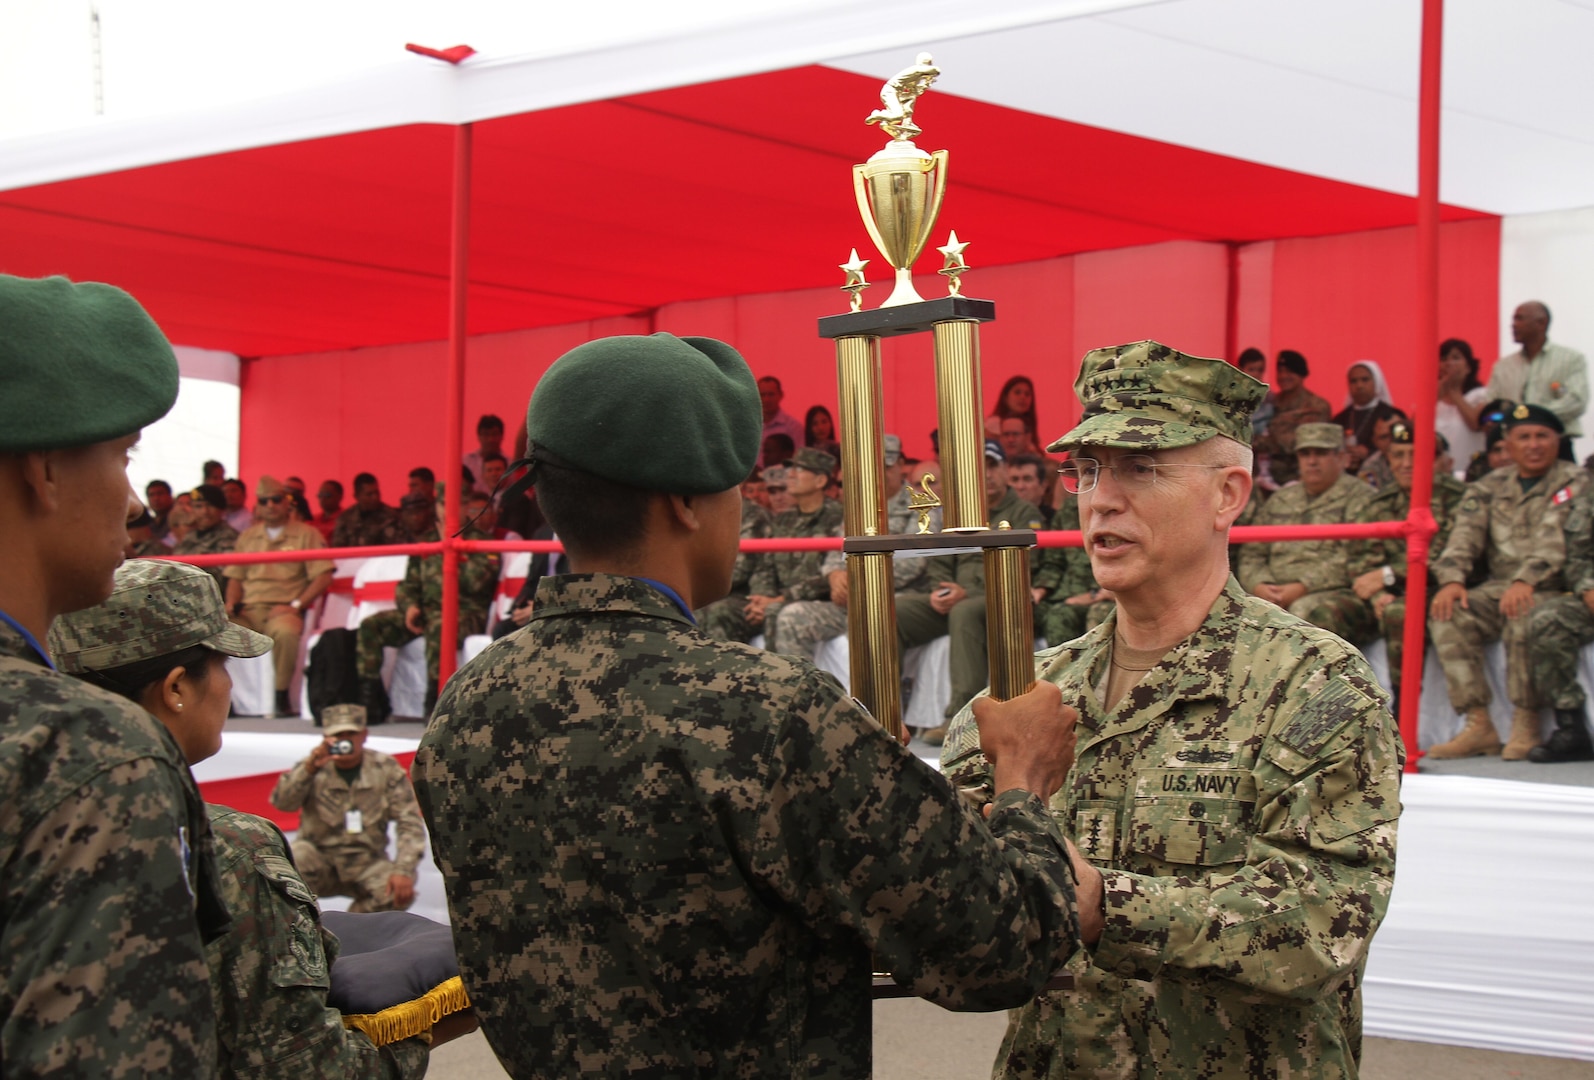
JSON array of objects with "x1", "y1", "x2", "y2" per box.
[
  {"x1": 1502, "y1": 708, "x2": 1543, "y2": 761},
  {"x1": 1427, "y1": 708, "x2": 1503, "y2": 759}
]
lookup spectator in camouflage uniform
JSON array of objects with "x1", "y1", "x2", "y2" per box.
[
  {"x1": 356, "y1": 493, "x2": 499, "y2": 720},
  {"x1": 412, "y1": 332, "x2": 1081, "y2": 1077},
  {"x1": 942, "y1": 340, "x2": 1402, "y2": 1080},
  {"x1": 1252, "y1": 349, "x2": 1332, "y2": 486},
  {"x1": 126, "y1": 503, "x2": 170, "y2": 558},
  {"x1": 173, "y1": 482, "x2": 240, "y2": 590},
  {"x1": 271, "y1": 705, "x2": 427, "y2": 913},
  {"x1": 1, "y1": 275, "x2": 227, "y2": 1075},
  {"x1": 694, "y1": 491, "x2": 772, "y2": 628},
  {"x1": 698, "y1": 446, "x2": 843, "y2": 645},
  {"x1": 1523, "y1": 480, "x2": 1594, "y2": 762},
  {"x1": 1348, "y1": 423, "x2": 1467, "y2": 706},
  {"x1": 1238, "y1": 423, "x2": 1378, "y2": 643},
  {"x1": 769, "y1": 434, "x2": 940, "y2": 661},
  {"x1": 332, "y1": 473, "x2": 407, "y2": 549},
  {"x1": 1428, "y1": 404, "x2": 1586, "y2": 759},
  {"x1": 1032, "y1": 494, "x2": 1106, "y2": 647},
  {"x1": 898, "y1": 440, "x2": 1046, "y2": 743}
]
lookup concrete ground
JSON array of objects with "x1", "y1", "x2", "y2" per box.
[{"x1": 425, "y1": 1002, "x2": 1593, "y2": 1078}]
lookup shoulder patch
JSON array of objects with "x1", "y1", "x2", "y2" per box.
[
  {"x1": 1276, "y1": 674, "x2": 1376, "y2": 757},
  {"x1": 1459, "y1": 494, "x2": 1482, "y2": 514},
  {"x1": 1554, "y1": 484, "x2": 1576, "y2": 505}
]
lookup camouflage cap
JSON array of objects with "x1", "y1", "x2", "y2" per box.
[
  {"x1": 1294, "y1": 423, "x2": 1347, "y2": 452},
  {"x1": 762, "y1": 466, "x2": 790, "y2": 488},
  {"x1": 785, "y1": 447, "x2": 837, "y2": 476},
  {"x1": 1047, "y1": 340, "x2": 1266, "y2": 453},
  {"x1": 323, "y1": 704, "x2": 367, "y2": 736},
  {"x1": 49, "y1": 559, "x2": 271, "y2": 673}
]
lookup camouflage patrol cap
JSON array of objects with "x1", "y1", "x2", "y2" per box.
[
  {"x1": 1294, "y1": 423, "x2": 1347, "y2": 452},
  {"x1": 527, "y1": 333, "x2": 762, "y2": 494},
  {"x1": 785, "y1": 447, "x2": 837, "y2": 476},
  {"x1": 1047, "y1": 341, "x2": 1266, "y2": 453},
  {"x1": 0, "y1": 274, "x2": 179, "y2": 452},
  {"x1": 323, "y1": 704, "x2": 367, "y2": 735},
  {"x1": 49, "y1": 559, "x2": 271, "y2": 674}
]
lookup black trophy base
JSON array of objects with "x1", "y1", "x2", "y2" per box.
[{"x1": 817, "y1": 295, "x2": 996, "y2": 340}]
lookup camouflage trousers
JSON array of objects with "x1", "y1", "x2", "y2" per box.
[
  {"x1": 1427, "y1": 579, "x2": 1562, "y2": 710},
  {"x1": 1287, "y1": 589, "x2": 1379, "y2": 646},
  {"x1": 1526, "y1": 594, "x2": 1594, "y2": 710},
  {"x1": 896, "y1": 592, "x2": 991, "y2": 720},
  {"x1": 290, "y1": 840, "x2": 413, "y2": 913},
  {"x1": 767, "y1": 599, "x2": 847, "y2": 660},
  {"x1": 696, "y1": 595, "x2": 784, "y2": 646},
  {"x1": 1378, "y1": 600, "x2": 1410, "y2": 697},
  {"x1": 356, "y1": 606, "x2": 488, "y2": 683}
]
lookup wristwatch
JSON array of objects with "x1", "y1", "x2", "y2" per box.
[
  {"x1": 289, "y1": 598, "x2": 303, "y2": 611},
  {"x1": 1381, "y1": 566, "x2": 1396, "y2": 589}
]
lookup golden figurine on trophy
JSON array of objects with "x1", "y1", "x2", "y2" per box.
[{"x1": 818, "y1": 54, "x2": 1038, "y2": 739}]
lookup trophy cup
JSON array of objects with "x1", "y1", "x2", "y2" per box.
[{"x1": 817, "y1": 54, "x2": 1038, "y2": 741}]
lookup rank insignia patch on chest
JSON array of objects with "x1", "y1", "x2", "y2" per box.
[
  {"x1": 1276, "y1": 675, "x2": 1374, "y2": 757},
  {"x1": 1075, "y1": 808, "x2": 1117, "y2": 861}
]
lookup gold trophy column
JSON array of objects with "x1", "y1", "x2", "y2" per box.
[
  {"x1": 835, "y1": 333, "x2": 903, "y2": 739},
  {"x1": 984, "y1": 541, "x2": 1036, "y2": 701},
  {"x1": 932, "y1": 319, "x2": 988, "y2": 532}
]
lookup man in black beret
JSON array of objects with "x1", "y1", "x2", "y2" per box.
[
  {"x1": 0, "y1": 273, "x2": 225, "y2": 1072},
  {"x1": 413, "y1": 332, "x2": 1083, "y2": 1078},
  {"x1": 173, "y1": 483, "x2": 241, "y2": 591}
]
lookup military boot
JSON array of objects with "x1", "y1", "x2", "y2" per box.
[
  {"x1": 1528, "y1": 707, "x2": 1594, "y2": 763},
  {"x1": 1502, "y1": 708, "x2": 1544, "y2": 760},
  {"x1": 1426, "y1": 708, "x2": 1503, "y2": 758},
  {"x1": 361, "y1": 677, "x2": 391, "y2": 726}
]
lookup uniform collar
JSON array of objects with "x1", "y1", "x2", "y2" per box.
[
  {"x1": 0, "y1": 610, "x2": 54, "y2": 670},
  {"x1": 530, "y1": 573, "x2": 698, "y2": 630}
]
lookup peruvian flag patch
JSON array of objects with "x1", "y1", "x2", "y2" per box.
[{"x1": 1554, "y1": 484, "x2": 1576, "y2": 505}]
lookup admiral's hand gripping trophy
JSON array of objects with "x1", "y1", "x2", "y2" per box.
[{"x1": 819, "y1": 55, "x2": 1037, "y2": 739}]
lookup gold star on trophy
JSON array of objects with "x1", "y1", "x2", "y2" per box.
[
  {"x1": 937, "y1": 231, "x2": 970, "y2": 296},
  {"x1": 839, "y1": 249, "x2": 871, "y2": 312}
]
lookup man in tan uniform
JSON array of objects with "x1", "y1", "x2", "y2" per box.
[
  {"x1": 270, "y1": 704, "x2": 426, "y2": 912},
  {"x1": 225, "y1": 474, "x2": 333, "y2": 714},
  {"x1": 1427, "y1": 404, "x2": 1586, "y2": 759}
]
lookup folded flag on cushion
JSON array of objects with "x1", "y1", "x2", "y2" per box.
[{"x1": 323, "y1": 910, "x2": 472, "y2": 1045}]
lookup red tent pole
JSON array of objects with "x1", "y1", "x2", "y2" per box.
[
  {"x1": 438, "y1": 123, "x2": 473, "y2": 689},
  {"x1": 1400, "y1": 0, "x2": 1444, "y2": 774}
]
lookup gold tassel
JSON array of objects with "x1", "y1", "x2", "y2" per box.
[{"x1": 340, "y1": 976, "x2": 472, "y2": 1046}]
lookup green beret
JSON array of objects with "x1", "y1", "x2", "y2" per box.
[
  {"x1": 1048, "y1": 340, "x2": 1266, "y2": 453},
  {"x1": 527, "y1": 333, "x2": 761, "y2": 494},
  {"x1": 0, "y1": 274, "x2": 179, "y2": 451}
]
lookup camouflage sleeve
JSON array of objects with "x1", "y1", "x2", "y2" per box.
[
  {"x1": 1235, "y1": 529, "x2": 1271, "y2": 592},
  {"x1": 270, "y1": 758, "x2": 319, "y2": 813},
  {"x1": 746, "y1": 556, "x2": 777, "y2": 598},
  {"x1": 1518, "y1": 487, "x2": 1578, "y2": 588},
  {"x1": 1564, "y1": 487, "x2": 1594, "y2": 597},
  {"x1": 1346, "y1": 492, "x2": 1395, "y2": 580},
  {"x1": 395, "y1": 555, "x2": 425, "y2": 613},
  {"x1": 1091, "y1": 654, "x2": 1402, "y2": 999},
  {"x1": 1428, "y1": 485, "x2": 1465, "y2": 578},
  {"x1": 1432, "y1": 483, "x2": 1490, "y2": 586},
  {"x1": 1031, "y1": 507, "x2": 1073, "y2": 593},
  {"x1": 205, "y1": 808, "x2": 428, "y2": 1079},
  {"x1": 747, "y1": 675, "x2": 1079, "y2": 1010},
  {"x1": 3, "y1": 759, "x2": 216, "y2": 1076},
  {"x1": 459, "y1": 549, "x2": 502, "y2": 604},
  {"x1": 384, "y1": 760, "x2": 427, "y2": 878},
  {"x1": 892, "y1": 553, "x2": 931, "y2": 592}
]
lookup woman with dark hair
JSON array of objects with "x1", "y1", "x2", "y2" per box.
[
  {"x1": 986, "y1": 374, "x2": 1040, "y2": 445},
  {"x1": 804, "y1": 404, "x2": 840, "y2": 459},
  {"x1": 1437, "y1": 338, "x2": 1490, "y2": 477}
]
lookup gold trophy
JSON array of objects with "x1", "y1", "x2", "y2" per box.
[{"x1": 818, "y1": 54, "x2": 1038, "y2": 740}]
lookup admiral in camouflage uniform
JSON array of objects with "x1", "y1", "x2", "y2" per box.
[
  {"x1": 1348, "y1": 423, "x2": 1467, "y2": 704},
  {"x1": 1524, "y1": 480, "x2": 1594, "y2": 762},
  {"x1": 942, "y1": 340, "x2": 1402, "y2": 1080},
  {"x1": 1428, "y1": 404, "x2": 1586, "y2": 760},
  {"x1": 413, "y1": 333, "x2": 1083, "y2": 1077},
  {"x1": 1238, "y1": 423, "x2": 1378, "y2": 644},
  {"x1": 698, "y1": 446, "x2": 844, "y2": 645},
  {"x1": 0, "y1": 274, "x2": 231, "y2": 1075},
  {"x1": 769, "y1": 434, "x2": 940, "y2": 660}
]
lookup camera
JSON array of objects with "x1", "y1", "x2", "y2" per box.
[{"x1": 330, "y1": 739, "x2": 354, "y2": 757}]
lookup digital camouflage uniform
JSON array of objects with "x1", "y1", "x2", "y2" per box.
[
  {"x1": 1253, "y1": 384, "x2": 1332, "y2": 486},
  {"x1": 770, "y1": 483, "x2": 938, "y2": 660},
  {"x1": 1033, "y1": 495, "x2": 1110, "y2": 647},
  {"x1": 1, "y1": 622, "x2": 228, "y2": 1075},
  {"x1": 206, "y1": 805, "x2": 429, "y2": 1078},
  {"x1": 698, "y1": 497, "x2": 844, "y2": 644},
  {"x1": 174, "y1": 519, "x2": 240, "y2": 591},
  {"x1": 942, "y1": 580, "x2": 1403, "y2": 1079},
  {"x1": 1350, "y1": 474, "x2": 1468, "y2": 697},
  {"x1": 331, "y1": 504, "x2": 408, "y2": 549},
  {"x1": 413, "y1": 573, "x2": 1080, "y2": 1078},
  {"x1": 1429, "y1": 459, "x2": 1585, "y2": 710},
  {"x1": 1237, "y1": 471, "x2": 1378, "y2": 644},
  {"x1": 269, "y1": 748, "x2": 427, "y2": 912},
  {"x1": 897, "y1": 488, "x2": 1045, "y2": 718},
  {"x1": 355, "y1": 526, "x2": 500, "y2": 683},
  {"x1": 1528, "y1": 482, "x2": 1594, "y2": 710}
]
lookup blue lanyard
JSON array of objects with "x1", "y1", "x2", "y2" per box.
[
  {"x1": 633, "y1": 578, "x2": 696, "y2": 624},
  {"x1": 0, "y1": 609, "x2": 55, "y2": 670}
]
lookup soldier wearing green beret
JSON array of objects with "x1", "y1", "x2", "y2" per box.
[
  {"x1": 413, "y1": 332, "x2": 1084, "y2": 1078},
  {"x1": 941, "y1": 340, "x2": 1403, "y2": 1080},
  {"x1": 0, "y1": 273, "x2": 228, "y2": 1073},
  {"x1": 1428, "y1": 402, "x2": 1586, "y2": 760}
]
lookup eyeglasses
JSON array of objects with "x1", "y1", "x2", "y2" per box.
[
  {"x1": 259, "y1": 494, "x2": 288, "y2": 504},
  {"x1": 1057, "y1": 456, "x2": 1228, "y2": 495}
]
